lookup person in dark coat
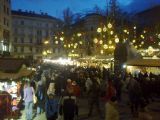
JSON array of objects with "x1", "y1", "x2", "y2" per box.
[
  {"x1": 59, "y1": 86, "x2": 78, "y2": 120},
  {"x1": 87, "y1": 78, "x2": 102, "y2": 118},
  {"x1": 45, "y1": 94, "x2": 59, "y2": 120},
  {"x1": 36, "y1": 80, "x2": 45, "y2": 115}
]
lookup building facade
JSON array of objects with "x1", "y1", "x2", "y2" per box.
[
  {"x1": 11, "y1": 10, "x2": 62, "y2": 59},
  {"x1": 0, "y1": 0, "x2": 11, "y2": 55}
]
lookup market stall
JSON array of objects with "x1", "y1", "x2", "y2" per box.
[
  {"x1": 0, "y1": 58, "x2": 34, "y2": 119},
  {"x1": 126, "y1": 59, "x2": 160, "y2": 75}
]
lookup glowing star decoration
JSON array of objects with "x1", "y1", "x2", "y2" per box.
[
  {"x1": 94, "y1": 38, "x2": 98, "y2": 43},
  {"x1": 109, "y1": 40, "x2": 112, "y2": 44},
  {"x1": 148, "y1": 46, "x2": 154, "y2": 55},
  {"x1": 132, "y1": 40, "x2": 136, "y2": 43},
  {"x1": 107, "y1": 23, "x2": 112, "y2": 28},
  {"x1": 140, "y1": 35, "x2": 145, "y2": 39},
  {"x1": 141, "y1": 41, "x2": 144, "y2": 45},
  {"x1": 135, "y1": 45, "x2": 138, "y2": 49},
  {"x1": 123, "y1": 29, "x2": 127, "y2": 33},
  {"x1": 42, "y1": 51, "x2": 47, "y2": 56},
  {"x1": 100, "y1": 50, "x2": 104, "y2": 54},
  {"x1": 103, "y1": 44, "x2": 108, "y2": 49},
  {"x1": 77, "y1": 33, "x2": 82, "y2": 37},
  {"x1": 99, "y1": 40, "x2": 103, "y2": 44},
  {"x1": 60, "y1": 37, "x2": 64, "y2": 41},
  {"x1": 115, "y1": 38, "x2": 119, "y2": 43},
  {"x1": 110, "y1": 31, "x2": 114, "y2": 35},
  {"x1": 75, "y1": 43, "x2": 78, "y2": 46},
  {"x1": 55, "y1": 36, "x2": 58, "y2": 39},
  {"x1": 103, "y1": 26, "x2": 107, "y2": 32},
  {"x1": 44, "y1": 41, "x2": 49, "y2": 44},
  {"x1": 74, "y1": 45, "x2": 77, "y2": 49},
  {"x1": 79, "y1": 41, "x2": 83, "y2": 44},
  {"x1": 97, "y1": 28, "x2": 102, "y2": 33},
  {"x1": 55, "y1": 41, "x2": 58, "y2": 44},
  {"x1": 158, "y1": 34, "x2": 160, "y2": 39}
]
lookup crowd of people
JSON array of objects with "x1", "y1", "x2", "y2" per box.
[{"x1": 1, "y1": 63, "x2": 160, "y2": 120}]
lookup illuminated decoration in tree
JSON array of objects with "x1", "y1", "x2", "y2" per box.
[
  {"x1": 94, "y1": 38, "x2": 98, "y2": 43},
  {"x1": 103, "y1": 44, "x2": 108, "y2": 49},
  {"x1": 108, "y1": 23, "x2": 112, "y2": 28},
  {"x1": 115, "y1": 38, "x2": 119, "y2": 43}
]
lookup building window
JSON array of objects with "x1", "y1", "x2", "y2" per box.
[
  {"x1": 91, "y1": 26, "x2": 94, "y2": 31},
  {"x1": 21, "y1": 38, "x2": 24, "y2": 43},
  {"x1": 21, "y1": 47, "x2": 24, "y2": 53},
  {"x1": 14, "y1": 37, "x2": 17, "y2": 43},
  {"x1": 30, "y1": 47, "x2": 32, "y2": 52},
  {"x1": 30, "y1": 38, "x2": 32, "y2": 43},
  {"x1": 46, "y1": 30, "x2": 49, "y2": 37},
  {"x1": 21, "y1": 20, "x2": 24, "y2": 25},
  {"x1": 3, "y1": 17, "x2": 6, "y2": 25},
  {"x1": 36, "y1": 48, "x2": 39, "y2": 53},
  {"x1": 4, "y1": 5, "x2": 6, "y2": 13},
  {"x1": 14, "y1": 47, "x2": 17, "y2": 52},
  {"x1": 15, "y1": 28, "x2": 18, "y2": 33},
  {"x1": 7, "y1": 8, "x2": 9, "y2": 15}
]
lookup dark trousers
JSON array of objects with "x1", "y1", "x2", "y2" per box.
[
  {"x1": 64, "y1": 116, "x2": 74, "y2": 120},
  {"x1": 88, "y1": 99, "x2": 101, "y2": 117}
]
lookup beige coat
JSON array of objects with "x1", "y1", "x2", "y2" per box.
[{"x1": 105, "y1": 102, "x2": 119, "y2": 120}]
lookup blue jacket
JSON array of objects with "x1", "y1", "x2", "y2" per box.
[{"x1": 45, "y1": 97, "x2": 59, "y2": 118}]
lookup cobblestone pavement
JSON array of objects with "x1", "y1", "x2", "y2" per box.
[{"x1": 17, "y1": 94, "x2": 160, "y2": 120}]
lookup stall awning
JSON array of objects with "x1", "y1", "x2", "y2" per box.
[
  {"x1": 126, "y1": 59, "x2": 160, "y2": 67},
  {"x1": 0, "y1": 68, "x2": 33, "y2": 80}
]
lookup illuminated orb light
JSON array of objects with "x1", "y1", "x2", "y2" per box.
[
  {"x1": 132, "y1": 40, "x2": 136, "y2": 43},
  {"x1": 158, "y1": 42, "x2": 160, "y2": 46},
  {"x1": 77, "y1": 33, "x2": 82, "y2": 37},
  {"x1": 100, "y1": 50, "x2": 104, "y2": 54},
  {"x1": 97, "y1": 28, "x2": 102, "y2": 33},
  {"x1": 64, "y1": 45, "x2": 67, "y2": 47},
  {"x1": 103, "y1": 44, "x2": 108, "y2": 49},
  {"x1": 107, "y1": 23, "x2": 112, "y2": 28},
  {"x1": 94, "y1": 38, "x2": 98, "y2": 43},
  {"x1": 115, "y1": 38, "x2": 119, "y2": 43},
  {"x1": 99, "y1": 40, "x2": 103, "y2": 44},
  {"x1": 109, "y1": 40, "x2": 112, "y2": 44},
  {"x1": 55, "y1": 36, "x2": 58, "y2": 39},
  {"x1": 110, "y1": 31, "x2": 114, "y2": 35},
  {"x1": 79, "y1": 41, "x2": 83, "y2": 44},
  {"x1": 55, "y1": 41, "x2": 58, "y2": 44},
  {"x1": 141, "y1": 41, "x2": 144, "y2": 44},
  {"x1": 60, "y1": 37, "x2": 64, "y2": 41},
  {"x1": 134, "y1": 26, "x2": 136, "y2": 29},
  {"x1": 42, "y1": 51, "x2": 47, "y2": 56},
  {"x1": 44, "y1": 41, "x2": 49, "y2": 44},
  {"x1": 123, "y1": 29, "x2": 127, "y2": 33},
  {"x1": 158, "y1": 34, "x2": 160, "y2": 39},
  {"x1": 103, "y1": 26, "x2": 107, "y2": 32}
]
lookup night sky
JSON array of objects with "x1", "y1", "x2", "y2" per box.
[{"x1": 12, "y1": 0, "x2": 160, "y2": 19}]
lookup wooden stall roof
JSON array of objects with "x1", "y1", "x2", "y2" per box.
[
  {"x1": 0, "y1": 58, "x2": 28, "y2": 73},
  {"x1": 126, "y1": 59, "x2": 160, "y2": 67}
]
